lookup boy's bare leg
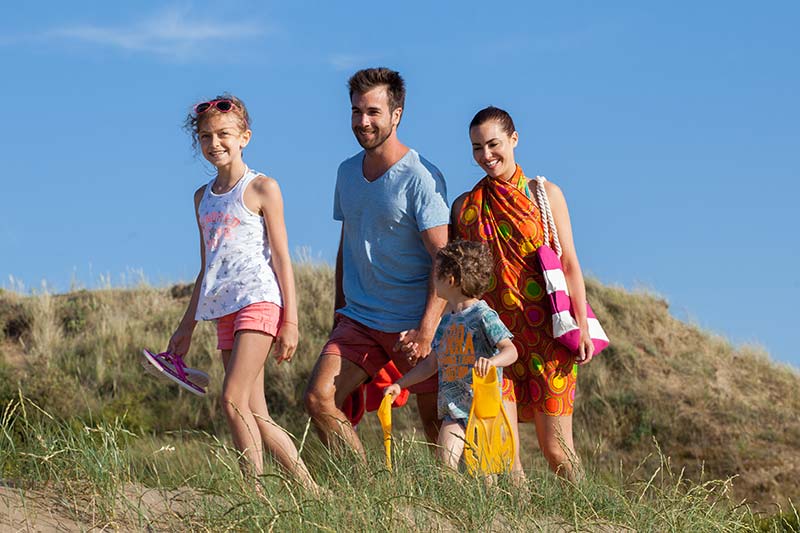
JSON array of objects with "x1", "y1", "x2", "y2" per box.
[{"x1": 437, "y1": 420, "x2": 466, "y2": 470}]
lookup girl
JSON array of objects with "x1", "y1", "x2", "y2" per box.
[
  {"x1": 451, "y1": 106, "x2": 595, "y2": 481},
  {"x1": 384, "y1": 240, "x2": 518, "y2": 470},
  {"x1": 168, "y1": 94, "x2": 318, "y2": 492}
]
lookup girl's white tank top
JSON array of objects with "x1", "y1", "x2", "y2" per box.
[{"x1": 195, "y1": 167, "x2": 282, "y2": 320}]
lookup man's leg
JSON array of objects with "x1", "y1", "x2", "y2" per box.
[
  {"x1": 304, "y1": 353, "x2": 370, "y2": 461},
  {"x1": 415, "y1": 391, "x2": 441, "y2": 444}
]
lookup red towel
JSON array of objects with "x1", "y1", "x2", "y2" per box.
[{"x1": 340, "y1": 362, "x2": 410, "y2": 426}]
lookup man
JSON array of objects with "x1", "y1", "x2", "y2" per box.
[{"x1": 304, "y1": 67, "x2": 448, "y2": 460}]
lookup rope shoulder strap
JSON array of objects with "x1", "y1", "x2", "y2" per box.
[{"x1": 532, "y1": 176, "x2": 563, "y2": 257}]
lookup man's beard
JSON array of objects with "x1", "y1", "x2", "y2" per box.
[{"x1": 354, "y1": 125, "x2": 392, "y2": 151}]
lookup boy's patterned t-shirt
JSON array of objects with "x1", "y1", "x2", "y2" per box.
[{"x1": 434, "y1": 300, "x2": 513, "y2": 420}]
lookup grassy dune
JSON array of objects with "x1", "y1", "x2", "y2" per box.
[{"x1": 0, "y1": 264, "x2": 797, "y2": 531}]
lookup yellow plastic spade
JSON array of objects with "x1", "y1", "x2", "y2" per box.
[
  {"x1": 464, "y1": 366, "x2": 515, "y2": 475},
  {"x1": 377, "y1": 394, "x2": 393, "y2": 471}
]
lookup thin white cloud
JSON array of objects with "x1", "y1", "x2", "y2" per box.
[
  {"x1": 329, "y1": 54, "x2": 377, "y2": 72},
  {"x1": 45, "y1": 7, "x2": 265, "y2": 60}
]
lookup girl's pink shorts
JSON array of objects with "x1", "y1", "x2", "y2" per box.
[{"x1": 216, "y1": 301, "x2": 283, "y2": 350}]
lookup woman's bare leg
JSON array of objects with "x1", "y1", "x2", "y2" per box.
[
  {"x1": 533, "y1": 411, "x2": 581, "y2": 482},
  {"x1": 503, "y1": 398, "x2": 526, "y2": 482}
]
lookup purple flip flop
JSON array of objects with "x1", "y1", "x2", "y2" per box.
[{"x1": 141, "y1": 349, "x2": 209, "y2": 397}]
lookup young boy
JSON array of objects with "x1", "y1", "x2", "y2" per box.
[{"x1": 384, "y1": 240, "x2": 518, "y2": 469}]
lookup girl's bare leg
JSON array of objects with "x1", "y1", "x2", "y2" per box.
[
  {"x1": 437, "y1": 420, "x2": 466, "y2": 470},
  {"x1": 222, "y1": 330, "x2": 318, "y2": 491},
  {"x1": 246, "y1": 351, "x2": 317, "y2": 491},
  {"x1": 221, "y1": 346, "x2": 263, "y2": 477}
]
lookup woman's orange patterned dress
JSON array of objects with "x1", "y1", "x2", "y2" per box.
[{"x1": 455, "y1": 166, "x2": 578, "y2": 421}]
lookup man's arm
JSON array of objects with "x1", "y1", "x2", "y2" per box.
[
  {"x1": 397, "y1": 224, "x2": 448, "y2": 364},
  {"x1": 333, "y1": 226, "x2": 345, "y2": 327}
]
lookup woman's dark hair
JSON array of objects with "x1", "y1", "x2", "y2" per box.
[
  {"x1": 183, "y1": 93, "x2": 251, "y2": 152},
  {"x1": 436, "y1": 240, "x2": 494, "y2": 298},
  {"x1": 469, "y1": 105, "x2": 515, "y2": 136}
]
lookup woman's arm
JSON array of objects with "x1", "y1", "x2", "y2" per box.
[
  {"x1": 254, "y1": 175, "x2": 299, "y2": 364},
  {"x1": 544, "y1": 181, "x2": 595, "y2": 364},
  {"x1": 449, "y1": 192, "x2": 469, "y2": 240}
]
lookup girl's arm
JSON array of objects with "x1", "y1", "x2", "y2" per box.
[
  {"x1": 255, "y1": 176, "x2": 298, "y2": 364},
  {"x1": 384, "y1": 353, "x2": 438, "y2": 397},
  {"x1": 474, "y1": 338, "x2": 518, "y2": 377},
  {"x1": 544, "y1": 181, "x2": 594, "y2": 364},
  {"x1": 168, "y1": 186, "x2": 207, "y2": 356}
]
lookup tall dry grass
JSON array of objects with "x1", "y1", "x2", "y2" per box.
[
  {"x1": 2, "y1": 393, "x2": 795, "y2": 531},
  {"x1": 0, "y1": 264, "x2": 798, "y2": 523}
]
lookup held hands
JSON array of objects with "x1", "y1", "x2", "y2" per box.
[
  {"x1": 576, "y1": 326, "x2": 595, "y2": 365},
  {"x1": 395, "y1": 329, "x2": 433, "y2": 366},
  {"x1": 384, "y1": 383, "x2": 401, "y2": 398},
  {"x1": 167, "y1": 323, "x2": 195, "y2": 357},
  {"x1": 473, "y1": 357, "x2": 496, "y2": 378},
  {"x1": 272, "y1": 321, "x2": 299, "y2": 364}
]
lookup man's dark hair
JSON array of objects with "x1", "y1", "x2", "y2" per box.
[
  {"x1": 348, "y1": 67, "x2": 406, "y2": 111},
  {"x1": 436, "y1": 240, "x2": 494, "y2": 299}
]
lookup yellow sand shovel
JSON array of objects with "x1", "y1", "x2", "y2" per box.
[
  {"x1": 377, "y1": 394, "x2": 393, "y2": 471},
  {"x1": 464, "y1": 366, "x2": 515, "y2": 475}
]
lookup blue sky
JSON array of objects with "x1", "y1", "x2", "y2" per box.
[{"x1": 1, "y1": 2, "x2": 798, "y2": 367}]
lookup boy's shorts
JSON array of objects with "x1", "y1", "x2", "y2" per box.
[
  {"x1": 321, "y1": 314, "x2": 438, "y2": 394},
  {"x1": 441, "y1": 415, "x2": 467, "y2": 429},
  {"x1": 216, "y1": 301, "x2": 283, "y2": 350}
]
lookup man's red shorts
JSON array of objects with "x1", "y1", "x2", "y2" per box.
[{"x1": 321, "y1": 314, "x2": 438, "y2": 394}]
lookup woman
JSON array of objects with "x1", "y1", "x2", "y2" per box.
[{"x1": 450, "y1": 106, "x2": 595, "y2": 481}]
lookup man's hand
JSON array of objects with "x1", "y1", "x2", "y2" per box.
[{"x1": 395, "y1": 329, "x2": 433, "y2": 366}]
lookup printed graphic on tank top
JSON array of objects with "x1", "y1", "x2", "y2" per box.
[{"x1": 196, "y1": 167, "x2": 282, "y2": 320}]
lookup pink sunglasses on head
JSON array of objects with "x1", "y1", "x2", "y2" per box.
[{"x1": 193, "y1": 99, "x2": 236, "y2": 114}]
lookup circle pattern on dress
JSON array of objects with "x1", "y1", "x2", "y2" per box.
[
  {"x1": 461, "y1": 204, "x2": 479, "y2": 225},
  {"x1": 457, "y1": 171, "x2": 578, "y2": 420},
  {"x1": 498, "y1": 220, "x2": 513, "y2": 241},
  {"x1": 524, "y1": 304, "x2": 546, "y2": 327},
  {"x1": 548, "y1": 372, "x2": 568, "y2": 394},
  {"x1": 523, "y1": 278, "x2": 543, "y2": 301},
  {"x1": 501, "y1": 288, "x2": 520, "y2": 310}
]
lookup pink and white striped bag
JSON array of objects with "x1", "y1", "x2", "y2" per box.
[{"x1": 532, "y1": 177, "x2": 609, "y2": 356}]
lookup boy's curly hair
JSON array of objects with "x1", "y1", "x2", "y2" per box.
[{"x1": 436, "y1": 240, "x2": 494, "y2": 298}]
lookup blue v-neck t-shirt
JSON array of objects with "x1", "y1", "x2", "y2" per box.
[{"x1": 333, "y1": 149, "x2": 449, "y2": 332}]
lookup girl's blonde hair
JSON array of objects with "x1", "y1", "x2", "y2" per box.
[{"x1": 184, "y1": 93, "x2": 251, "y2": 152}]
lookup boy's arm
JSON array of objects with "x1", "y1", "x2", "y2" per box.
[
  {"x1": 474, "y1": 337, "x2": 518, "y2": 377},
  {"x1": 489, "y1": 338, "x2": 518, "y2": 368},
  {"x1": 385, "y1": 353, "x2": 438, "y2": 396}
]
